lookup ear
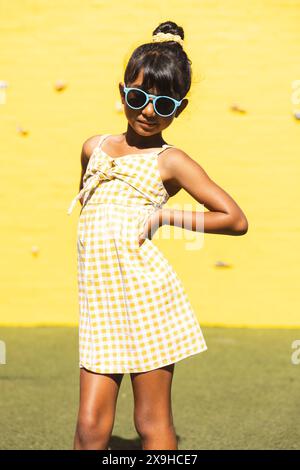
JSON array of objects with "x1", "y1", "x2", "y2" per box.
[
  {"x1": 175, "y1": 98, "x2": 188, "y2": 118},
  {"x1": 119, "y1": 82, "x2": 125, "y2": 103}
]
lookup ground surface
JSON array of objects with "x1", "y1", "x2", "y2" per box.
[{"x1": 0, "y1": 327, "x2": 299, "y2": 450}]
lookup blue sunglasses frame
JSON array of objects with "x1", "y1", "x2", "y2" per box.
[{"x1": 123, "y1": 85, "x2": 183, "y2": 117}]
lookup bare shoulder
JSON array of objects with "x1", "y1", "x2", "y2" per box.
[
  {"x1": 163, "y1": 146, "x2": 204, "y2": 167},
  {"x1": 161, "y1": 146, "x2": 210, "y2": 184},
  {"x1": 81, "y1": 134, "x2": 103, "y2": 160}
]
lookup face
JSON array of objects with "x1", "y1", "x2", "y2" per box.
[{"x1": 118, "y1": 68, "x2": 188, "y2": 136}]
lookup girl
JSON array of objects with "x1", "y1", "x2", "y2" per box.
[{"x1": 68, "y1": 21, "x2": 248, "y2": 451}]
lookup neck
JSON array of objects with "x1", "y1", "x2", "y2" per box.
[{"x1": 123, "y1": 123, "x2": 166, "y2": 149}]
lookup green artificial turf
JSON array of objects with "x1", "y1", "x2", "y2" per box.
[{"x1": 0, "y1": 327, "x2": 299, "y2": 450}]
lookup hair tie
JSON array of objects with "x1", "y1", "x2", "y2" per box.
[{"x1": 151, "y1": 32, "x2": 184, "y2": 47}]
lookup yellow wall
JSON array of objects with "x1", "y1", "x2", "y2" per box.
[{"x1": 1, "y1": 0, "x2": 299, "y2": 327}]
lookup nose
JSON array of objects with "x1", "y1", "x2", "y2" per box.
[{"x1": 142, "y1": 98, "x2": 156, "y2": 117}]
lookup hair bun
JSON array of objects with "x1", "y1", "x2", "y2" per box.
[{"x1": 152, "y1": 21, "x2": 184, "y2": 41}]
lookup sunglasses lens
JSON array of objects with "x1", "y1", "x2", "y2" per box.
[
  {"x1": 126, "y1": 89, "x2": 147, "y2": 108},
  {"x1": 155, "y1": 97, "x2": 176, "y2": 116}
]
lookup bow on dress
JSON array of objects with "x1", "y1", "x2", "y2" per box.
[{"x1": 67, "y1": 154, "x2": 116, "y2": 215}]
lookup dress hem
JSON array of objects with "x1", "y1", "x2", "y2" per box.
[{"x1": 79, "y1": 345, "x2": 208, "y2": 374}]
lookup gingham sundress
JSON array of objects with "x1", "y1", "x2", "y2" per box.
[{"x1": 67, "y1": 133, "x2": 207, "y2": 374}]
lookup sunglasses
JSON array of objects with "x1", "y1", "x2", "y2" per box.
[{"x1": 123, "y1": 84, "x2": 183, "y2": 117}]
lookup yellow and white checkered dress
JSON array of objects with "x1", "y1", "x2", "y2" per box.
[{"x1": 68, "y1": 134, "x2": 207, "y2": 373}]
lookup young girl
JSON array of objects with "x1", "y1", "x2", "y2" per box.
[{"x1": 68, "y1": 21, "x2": 248, "y2": 451}]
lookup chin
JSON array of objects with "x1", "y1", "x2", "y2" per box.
[{"x1": 136, "y1": 122, "x2": 160, "y2": 134}]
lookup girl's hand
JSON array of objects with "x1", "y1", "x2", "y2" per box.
[{"x1": 138, "y1": 209, "x2": 163, "y2": 247}]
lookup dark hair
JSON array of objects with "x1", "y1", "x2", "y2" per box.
[{"x1": 124, "y1": 21, "x2": 192, "y2": 101}]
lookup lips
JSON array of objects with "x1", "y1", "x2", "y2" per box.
[{"x1": 138, "y1": 120, "x2": 156, "y2": 127}]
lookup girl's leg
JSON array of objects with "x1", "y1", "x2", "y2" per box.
[
  {"x1": 130, "y1": 363, "x2": 178, "y2": 450},
  {"x1": 73, "y1": 367, "x2": 124, "y2": 450}
]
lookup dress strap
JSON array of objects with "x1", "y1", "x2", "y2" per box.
[
  {"x1": 156, "y1": 144, "x2": 174, "y2": 156},
  {"x1": 95, "y1": 133, "x2": 111, "y2": 151}
]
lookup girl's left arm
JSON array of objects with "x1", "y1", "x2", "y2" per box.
[{"x1": 159, "y1": 149, "x2": 248, "y2": 236}]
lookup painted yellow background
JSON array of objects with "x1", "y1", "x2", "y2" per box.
[{"x1": 1, "y1": 0, "x2": 299, "y2": 327}]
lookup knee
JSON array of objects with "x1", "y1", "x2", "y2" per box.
[
  {"x1": 76, "y1": 413, "x2": 113, "y2": 448},
  {"x1": 134, "y1": 408, "x2": 174, "y2": 440}
]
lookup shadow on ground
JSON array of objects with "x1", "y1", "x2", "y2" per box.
[{"x1": 108, "y1": 434, "x2": 181, "y2": 450}]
